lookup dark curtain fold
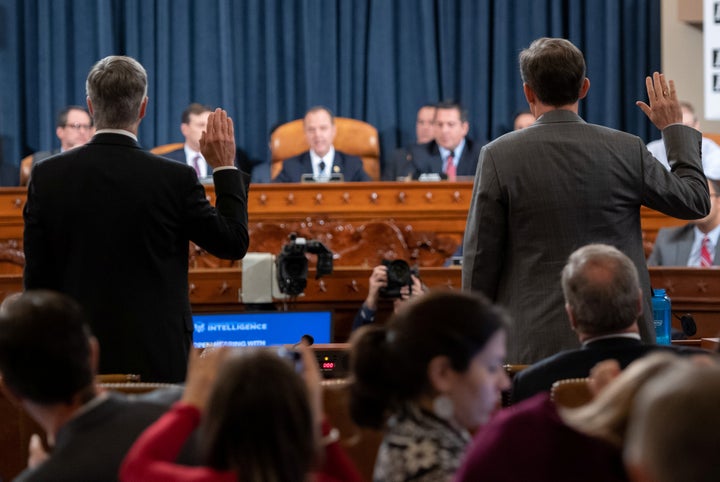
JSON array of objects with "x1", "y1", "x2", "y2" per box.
[{"x1": 0, "y1": 0, "x2": 660, "y2": 185}]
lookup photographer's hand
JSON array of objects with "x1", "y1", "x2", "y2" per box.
[{"x1": 365, "y1": 265, "x2": 388, "y2": 311}]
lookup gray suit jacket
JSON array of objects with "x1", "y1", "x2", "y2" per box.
[
  {"x1": 647, "y1": 224, "x2": 720, "y2": 266},
  {"x1": 462, "y1": 110, "x2": 709, "y2": 364}
]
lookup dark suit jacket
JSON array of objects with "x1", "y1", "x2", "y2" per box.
[
  {"x1": 24, "y1": 133, "x2": 249, "y2": 382},
  {"x1": 14, "y1": 393, "x2": 172, "y2": 482},
  {"x1": 273, "y1": 150, "x2": 371, "y2": 183},
  {"x1": 162, "y1": 147, "x2": 214, "y2": 176},
  {"x1": 510, "y1": 337, "x2": 709, "y2": 404},
  {"x1": 462, "y1": 110, "x2": 709, "y2": 364},
  {"x1": 647, "y1": 224, "x2": 720, "y2": 266},
  {"x1": 403, "y1": 138, "x2": 482, "y2": 179}
]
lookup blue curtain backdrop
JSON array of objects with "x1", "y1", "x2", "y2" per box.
[{"x1": 0, "y1": 0, "x2": 660, "y2": 185}]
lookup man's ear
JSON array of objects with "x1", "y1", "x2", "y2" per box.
[
  {"x1": 88, "y1": 336, "x2": 100, "y2": 377},
  {"x1": 138, "y1": 96, "x2": 148, "y2": 121},
  {"x1": 86, "y1": 97, "x2": 94, "y2": 116},
  {"x1": 565, "y1": 302, "x2": 578, "y2": 331},
  {"x1": 578, "y1": 77, "x2": 590, "y2": 100},
  {"x1": 523, "y1": 83, "x2": 536, "y2": 104},
  {"x1": 427, "y1": 355, "x2": 454, "y2": 393}
]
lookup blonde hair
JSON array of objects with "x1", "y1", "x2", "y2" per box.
[{"x1": 559, "y1": 352, "x2": 690, "y2": 447}]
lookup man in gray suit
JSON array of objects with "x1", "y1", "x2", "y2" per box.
[
  {"x1": 462, "y1": 38, "x2": 709, "y2": 365},
  {"x1": 648, "y1": 178, "x2": 720, "y2": 266}
]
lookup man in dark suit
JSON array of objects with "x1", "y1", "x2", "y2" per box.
[
  {"x1": 23, "y1": 55, "x2": 249, "y2": 382},
  {"x1": 0, "y1": 291, "x2": 182, "y2": 482},
  {"x1": 511, "y1": 244, "x2": 707, "y2": 404},
  {"x1": 28, "y1": 106, "x2": 94, "y2": 165},
  {"x1": 382, "y1": 103, "x2": 436, "y2": 181},
  {"x1": 162, "y1": 103, "x2": 215, "y2": 178},
  {"x1": 463, "y1": 38, "x2": 709, "y2": 365},
  {"x1": 273, "y1": 106, "x2": 371, "y2": 183},
  {"x1": 648, "y1": 178, "x2": 720, "y2": 266},
  {"x1": 401, "y1": 101, "x2": 482, "y2": 181}
]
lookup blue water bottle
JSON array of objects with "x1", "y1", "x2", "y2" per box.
[{"x1": 652, "y1": 288, "x2": 671, "y2": 345}]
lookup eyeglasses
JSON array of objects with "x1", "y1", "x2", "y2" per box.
[{"x1": 63, "y1": 123, "x2": 92, "y2": 131}]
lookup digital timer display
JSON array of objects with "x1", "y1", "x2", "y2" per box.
[{"x1": 322, "y1": 362, "x2": 335, "y2": 369}]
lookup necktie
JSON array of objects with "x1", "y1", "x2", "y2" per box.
[
  {"x1": 192, "y1": 154, "x2": 202, "y2": 178},
  {"x1": 701, "y1": 235, "x2": 713, "y2": 267},
  {"x1": 318, "y1": 160, "x2": 326, "y2": 176},
  {"x1": 445, "y1": 153, "x2": 456, "y2": 181}
]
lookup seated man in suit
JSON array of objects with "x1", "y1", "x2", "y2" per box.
[
  {"x1": 28, "y1": 105, "x2": 94, "y2": 165},
  {"x1": 404, "y1": 101, "x2": 483, "y2": 181},
  {"x1": 647, "y1": 178, "x2": 720, "y2": 266},
  {"x1": 511, "y1": 243, "x2": 706, "y2": 404},
  {"x1": 162, "y1": 103, "x2": 215, "y2": 178},
  {"x1": 273, "y1": 106, "x2": 371, "y2": 183},
  {"x1": 383, "y1": 104, "x2": 437, "y2": 181},
  {"x1": 0, "y1": 290, "x2": 181, "y2": 482},
  {"x1": 646, "y1": 101, "x2": 720, "y2": 176}
]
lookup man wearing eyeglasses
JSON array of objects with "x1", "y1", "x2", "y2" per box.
[{"x1": 30, "y1": 106, "x2": 94, "y2": 165}]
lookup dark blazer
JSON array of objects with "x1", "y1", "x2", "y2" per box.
[
  {"x1": 273, "y1": 150, "x2": 371, "y2": 183},
  {"x1": 463, "y1": 110, "x2": 709, "y2": 364},
  {"x1": 14, "y1": 393, "x2": 172, "y2": 482},
  {"x1": 24, "y1": 133, "x2": 249, "y2": 382},
  {"x1": 403, "y1": 138, "x2": 483, "y2": 179},
  {"x1": 647, "y1": 224, "x2": 720, "y2": 266},
  {"x1": 162, "y1": 147, "x2": 214, "y2": 176},
  {"x1": 510, "y1": 337, "x2": 709, "y2": 404}
]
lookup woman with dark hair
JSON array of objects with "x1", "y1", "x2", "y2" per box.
[
  {"x1": 349, "y1": 290, "x2": 510, "y2": 481},
  {"x1": 120, "y1": 347, "x2": 361, "y2": 482}
]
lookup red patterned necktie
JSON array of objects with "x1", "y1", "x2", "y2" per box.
[
  {"x1": 445, "y1": 153, "x2": 456, "y2": 181},
  {"x1": 700, "y1": 235, "x2": 713, "y2": 267}
]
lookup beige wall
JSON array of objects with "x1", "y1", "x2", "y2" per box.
[{"x1": 662, "y1": 0, "x2": 720, "y2": 132}]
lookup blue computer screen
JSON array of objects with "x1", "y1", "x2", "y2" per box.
[{"x1": 192, "y1": 311, "x2": 332, "y2": 348}]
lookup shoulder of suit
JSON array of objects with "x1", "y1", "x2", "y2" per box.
[{"x1": 334, "y1": 150, "x2": 362, "y2": 163}]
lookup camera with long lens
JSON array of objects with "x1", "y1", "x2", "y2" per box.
[
  {"x1": 276, "y1": 233, "x2": 333, "y2": 296},
  {"x1": 379, "y1": 259, "x2": 418, "y2": 298}
]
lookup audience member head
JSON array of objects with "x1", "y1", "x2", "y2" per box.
[
  {"x1": 519, "y1": 37, "x2": 588, "y2": 108},
  {"x1": 433, "y1": 101, "x2": 470, "y2": 151},
  {"x1": 415, "y1": 103, "x2": 437, "y2": 144},
  {"x1": 513, "y1": 110, "x2": 535, "y2": 130},
  {"x1": 303, "y1": 106, "x2": 336, "y2": 158},
  {"x1": 624, "y1": 362, "x2": 720, "y2": 482},
  {"x1": 561, "y1": 352, "x2": 691, "y2": 448},
  {"x1": 199, "y1": 349, "x2": 315, "y2": 481},
  {"x1": 680, "y1": 101, "x2": 700, "y2": 129},
  {"x1": 55, "y1": 106, "x2": 93, "y2": 151},
  {"x1": 561, "y1": 244, "x2": 641, "y2": 341},
  {"x1": 350, "y1": 290, "x2": 510, "y2": 432},
  {"x1": 85, "y1": 55, "x2": 148, "y2": 131},
  {"x1": 693, "y1": 179, "x2": 720, "y2": 233},
  {"x1": 0, "y1": 290, "x2": 95, "y2": 406},
  {"x1": 180, "y1": 103, "x2": 213, "y2": 152}
]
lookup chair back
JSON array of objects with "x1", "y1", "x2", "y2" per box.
[
  {"x1": 270, "y1": 117, "x2": 380, "y2": 181},
  {"x1": 150, "y1": 142, "x2": 185, "y2": 156},
  {"x1": 19, "y1": 155, "x2": 33, "y2": 186},
  {"x1": 550, "y1": 377, "x2": 593, "y2": 408},
  {"x1": 322, "y1": 378, "x2": 383, "y2": 481}
]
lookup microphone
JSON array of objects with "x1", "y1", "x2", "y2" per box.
[{"x1": 674, "y1": 313, "x2": 697, "y2": 337}]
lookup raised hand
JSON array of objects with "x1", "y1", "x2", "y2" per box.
[{"x1": 636, "y1": 72, "x2": 683, "y2": 131}]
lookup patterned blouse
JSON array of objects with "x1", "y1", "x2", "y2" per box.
[{"x1": 373, "y1": 403, "x2": 472, "y2": 482}]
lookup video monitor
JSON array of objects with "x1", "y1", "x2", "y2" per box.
[{"x1": 192, "y1": 311, "x2": 332, "y2": 348}]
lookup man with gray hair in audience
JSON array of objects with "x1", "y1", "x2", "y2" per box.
[{"x1": 511, "y1": 243, "x2": 705, "y2": 403}]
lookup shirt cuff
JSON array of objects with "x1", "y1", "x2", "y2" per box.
[{"x1": 213, "y1": 165, "x2": 238, "y2": 172}]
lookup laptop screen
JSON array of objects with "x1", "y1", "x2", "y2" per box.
[{"x1": 192, "y1": 311, "x2": 333, "y2": 348}]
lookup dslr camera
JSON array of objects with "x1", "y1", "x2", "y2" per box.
[
  {"x1": 276, "y1": 233, "x2": 333, "y2": 296},
  {"x1": 379, "y1": 259, "x2": 418, "y2": 299}
]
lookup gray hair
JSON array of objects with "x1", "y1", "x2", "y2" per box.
[
  {"x1": 561, "y1": 244, "x2": 640, "y2": 336},
  {"x1": 85, "y1": 55, "x2": 147, "y2": 129}
]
